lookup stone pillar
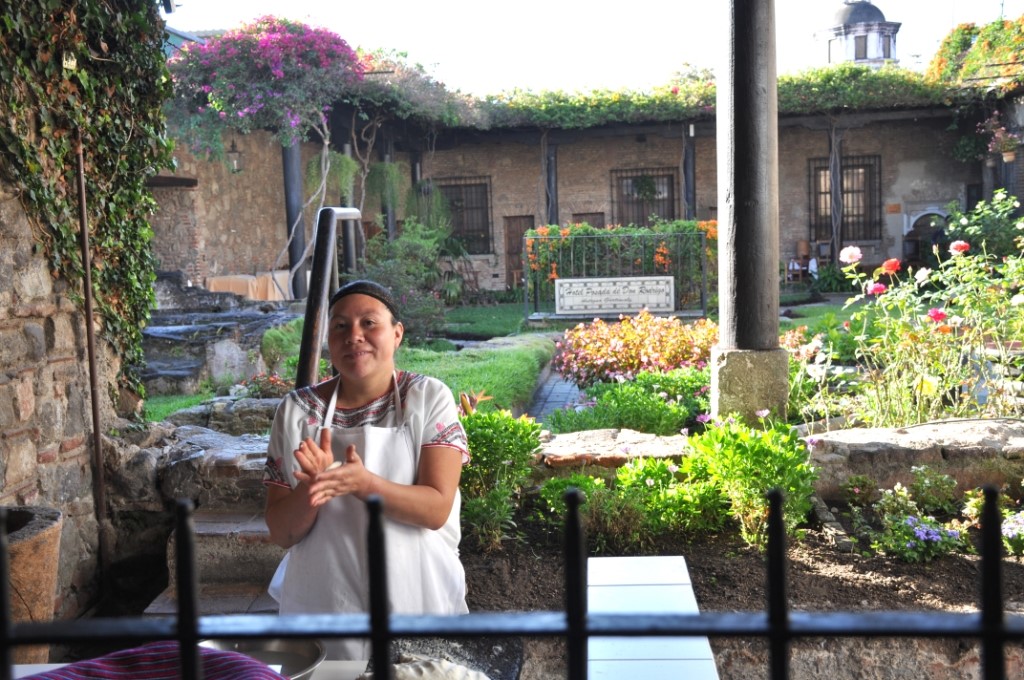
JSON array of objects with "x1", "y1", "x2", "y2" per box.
[{"x1": 712, "y1": 0, "x2": 787, "y2": 422}]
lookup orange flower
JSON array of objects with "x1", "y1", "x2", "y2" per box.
[{"x1": 880, "y1": 258, "x2": 901, "y2": 275}]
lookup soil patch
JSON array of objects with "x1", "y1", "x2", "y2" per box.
[{"x1": 462, "y1": 503, "x2": 1024, "y2": 642}]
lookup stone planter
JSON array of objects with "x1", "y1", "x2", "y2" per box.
[{"x1": 4, "y1": 505, "x2": 63, "y2": 664}]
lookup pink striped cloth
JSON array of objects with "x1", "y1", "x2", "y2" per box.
[{"x1": 22, "y1": 640, "x2": 288, "y2": 679}]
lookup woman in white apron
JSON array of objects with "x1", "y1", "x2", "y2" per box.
[{"x1": 262, "y1": 280, "x2": 469, "y2": 661}]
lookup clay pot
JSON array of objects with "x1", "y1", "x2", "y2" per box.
[
  {"x1": 4, "y1": 505, "x2": 63, "y2": 664},
  {"x1": 1003, "y1": 151, "x2": 1016, "y2": 164}
]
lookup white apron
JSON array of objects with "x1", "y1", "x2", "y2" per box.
[{"x1": 273, "y1": 374, "x2": 467, "y2": 660}]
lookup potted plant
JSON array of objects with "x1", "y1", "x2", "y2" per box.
[{"x1": 980, "y1": 112, "x2": 1020, "y2": 163}]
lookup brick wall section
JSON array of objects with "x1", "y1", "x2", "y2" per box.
[
  {"x1": 150, "y1": 131, "x2": 322, "y2": 283},
  {"x1": 0, "y1": 179, "x2": 111, "y2": 618},
  {"x1": 416, "y1": 115, "x2": 973, "y2": 289}
]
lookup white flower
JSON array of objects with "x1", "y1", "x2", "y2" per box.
[
  {"x1": 960, "y1": 216, "x2": 969, "y2": 226},
  {"x1": 914, "y1": 268, "x2": 931, "y2": 283},
  {"x1": 1016, "y1": 221, "x2": 1024, "y2": 231},
  {"x1": 1012, "y1": 294, "x2": 1024, "y2": 306}
]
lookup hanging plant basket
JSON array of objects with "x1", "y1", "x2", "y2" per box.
[
  {"x1": 986, "y1": 156, "x2": 998, "y2": 168},
  {"x1": 1003, "y1": 150, "x2": 1017, "y2": 163}
]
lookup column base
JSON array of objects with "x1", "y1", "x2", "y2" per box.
[{"x1": 710, "y1": 347, "x2": 789, "y2": 424}]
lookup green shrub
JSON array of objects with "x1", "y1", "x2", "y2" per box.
[
  {"x1": 687, "y1": 415, "x2": 818, "y2": 549},
  {"x1": 261, "y1": 318, "x2": 305, "y2": 373},
  {"x1": 615, "y1": 456, "x2": 729, "y2": 535},
  {"x1": 909, "y1": 465, "x2": 958, "y2": 516},
  {"x1": 459, "y1": 408, "x2": 542, "y2": 550},
  {"x1": 460, "y1": 409, "x2": 541, "y2": 498},
  {"x1": 537, "y1": 473, "x2": 607, "y2": 526},
  {"x1": 463, "y1": 488, "x2": 518, "y2": 552},
  {"x1": 547, "y1": 367, "x2": 710, "y2": 435}
]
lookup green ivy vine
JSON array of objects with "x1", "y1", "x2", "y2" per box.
[{"x1": 0, "y1": 0, "x2": 174, "y2": 400}]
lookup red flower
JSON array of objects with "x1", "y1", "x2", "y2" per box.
[
  {"x1": 866, "y1": 282, "x2": 887, "y2": 295},
  {"x1": 927, "y1": 308, "x2": 947, "y2": 323},
  {"x1": 880, "y1": 258, "x2": 901, "y2": 275},
  {"x1": 949, "y1": 240, "x2": 970, "y2": 255}
]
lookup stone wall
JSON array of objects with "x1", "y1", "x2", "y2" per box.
[
  {"x1": 151, "y1": 131, "x2": 324, "y2": 284},
  {"x1": 0, "y1": 179, "x2": 110, "y2": 618}
]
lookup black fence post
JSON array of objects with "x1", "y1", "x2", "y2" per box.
[
  {"x1": 565, "y1": 488, "x2": 587, "y2": 680},
  {"x1": 367, "y1": 496, "x2": 392, "y2": 680},
  {"x1": 174, "y1": 500, "x2": 202, "y2": 680},
  {"x1": 980, "y1": 486, "x2": 1006, "y2": 680}
]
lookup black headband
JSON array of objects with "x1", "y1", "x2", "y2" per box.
[{"x1": 329, "y1": 280, "x2": 400, "y2": 320}]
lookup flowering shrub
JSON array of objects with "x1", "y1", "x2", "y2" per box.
[
  {"x1": 553, "y1": 310, "x2": 717, "y2": 388},
  {"x1": 871, "y1": 515, "x2": 966, "y2": 563},
  {"x1": 242, "y1": 372, "x2": 293, "y2": 398},
  {"x1": 1002, "y1": 511, "x2": 1024, "y2": 557},
  {"x1": 945, "y1": 188, "x2": 1024, "y2": 260},
  {"x1": 167, "y1": 16, "x2": 363, "y2": 154},
  {"x1": 829, "y1": 219, "x2": 1024, "y2": 426},
  {"x1": 840, "y1": 474, "x2": 880, "y2": 508}
]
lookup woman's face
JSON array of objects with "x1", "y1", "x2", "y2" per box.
[{"x1": 327, "y1": 293, "x2": 403, "y2": 384}]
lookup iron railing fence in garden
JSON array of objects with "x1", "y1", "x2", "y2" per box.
[
  {"x1": 522, "y1": 232, "x2": 709, "y2": 319},
  {"x1": 3, "y1": 489, "x2": 1023, "y2": 680}
]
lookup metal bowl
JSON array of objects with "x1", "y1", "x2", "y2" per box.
[{"x1": 199, "y1": 638, "x2": 327, "y2": 679}]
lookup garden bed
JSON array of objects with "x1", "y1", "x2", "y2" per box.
[{"x1": 462, "y1": 503, "x2": 1024, "y2": 678}]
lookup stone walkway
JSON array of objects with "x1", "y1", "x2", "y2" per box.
[{"x1": 526, "y1": 369, "x2": 582, "y2": 424}]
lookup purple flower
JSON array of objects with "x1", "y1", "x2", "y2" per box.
[
  {"x1": 696, "y1": 413, "x2": 712, "y2": 424},
  {"x1": 755, "y1": 409, "x2": 770, "y2": 418}
]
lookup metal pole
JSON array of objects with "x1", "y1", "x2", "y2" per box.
[
  {"x1": 296, "y1": 209, "x2": 337, "y2": 389},
  {"x1": 75, "y1": 133, "x2": 111, "y2": 580}
]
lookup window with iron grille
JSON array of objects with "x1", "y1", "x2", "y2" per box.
[
  {"x1": 571, "y1": 212, "x2": 606, "y2": 228},
  {"x1": 808, "y1": 155, "x2": 882, "y2": 243},
  {"x1": 610, "y1": 168, "x2": 679, "y2": 227},
  {"x1": 435, "y1": 177, "x2": 492, "y2": 254}
]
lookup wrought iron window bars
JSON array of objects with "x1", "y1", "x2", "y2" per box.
[{"x1": 2, "y1": 488, "x2": 1023, "y2": 680}]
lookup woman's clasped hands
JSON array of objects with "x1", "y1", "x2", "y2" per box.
[{"x1": 293, "y1": 427, "x2": 372, "y2": 507}]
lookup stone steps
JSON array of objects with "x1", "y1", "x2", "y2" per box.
[{"x1": 147, "y1": 510, "x2": 283, "y2": 617}]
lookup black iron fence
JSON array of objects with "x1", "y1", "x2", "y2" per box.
[
  {"x1": 523, "y1": 232, "x2": 709, "y2": 318},
  {"x1": 3, "y1": 489, "x2": 1023, "y2": 680}
]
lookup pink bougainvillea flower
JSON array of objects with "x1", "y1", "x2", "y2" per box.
[
  {"x1": 839, "y1": 245, "x2": 863, "y2": 264},
  {"x1": 866, "y1": 282, "x2": 887, "y2": 295},
  {"x1": 927, "y1": 308, "x2": 947, "y2": 323},
  {"x1": 949, "y1": 240, "x2": 970, "y2": 255},
  {"x1": 880, "y1": 258, "x2": 901, "y2": 275}
]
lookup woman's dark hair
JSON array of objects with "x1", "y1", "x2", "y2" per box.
[{"x1": 329, "y1": 280, "x2": 400, "y2": 321}]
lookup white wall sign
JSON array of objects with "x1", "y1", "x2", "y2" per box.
[{"x1": 555, "y1": 276, "x2": 675, "y2": 315}]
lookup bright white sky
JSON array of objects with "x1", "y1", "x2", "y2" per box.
[{"x1": 163, "y1": 0, "x2": 1024, "y2": 96}]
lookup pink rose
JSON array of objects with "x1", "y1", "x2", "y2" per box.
[
  {"x1": 949, "y1": 240, "x2": 970, "y2": 256},
  {"x1": 866, "y1": 282, "x2": 887, "y2": 295}
]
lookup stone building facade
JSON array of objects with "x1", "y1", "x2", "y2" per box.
[{"x1": 148, "y1": 108, "x2": 988, "y2": 298}]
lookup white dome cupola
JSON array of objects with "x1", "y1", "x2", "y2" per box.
[{"x1": 826, "y1": 1, "x2": 901, "y2": 68}]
